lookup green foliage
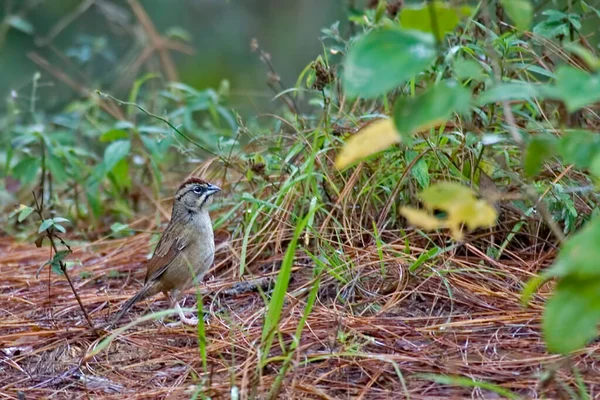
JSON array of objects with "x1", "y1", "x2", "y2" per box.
[
  {"x1": 393, "y1": 81, "x2": 471, "y2": 142},
  {"x1": 342, "y1": 28, "x2": 436, "y2": 98}
]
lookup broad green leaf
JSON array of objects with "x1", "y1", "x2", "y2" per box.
[
  {"x1": 99, "y1": 129, "x2": 128, "y2": 142},
  {"x1": 558, "y1": 130, "x2": 600, "y2": 169},
  {"x1": 478, "y1": 83, "x2": 540, "y2": 105},
  {"x1": 500, "y1": 0, "x2": 533, "y2": 31},
  {"x1": 110, "y1": 158, "x2": 131, "y2": 190},
  {"x1": 52, "y1": 217, "x2": 70, "y2": 223},
  {"x1": 12, "y1": 157, "x2": 40, "y2": 183},
  {"x1": 103, "y1": 140, "x2": 131, "y2": 173},
  {"x1": 545, "y1": 66, "x2": 600, "y2": 112},
  {"x1": 47, "y1": 152, "x2": 68, "y2": 183},
  {"x1": 335, "y1": 119, "x2": 401, "y2": 169},
  {"x1": 565, "y1": 43, "x2": 600, "y2": 71},
  {"x1": 342, "y1": 28, "x2": 436, "y2": 98},
  {"x1": 543, "y1": 277, "x2": 600, "y2": 354},
  {"x1": 393, "y1": 81, "x2": 471, "y2": 142},
  {"x1": 544, "y1": 216, "x2": 600, "y2": 279},
  {"x1": 400, "y1": 2, "x2": 472, "y2": 41},
  {"x1": 523, "y1": 135, "x2": 558, "y2": 177}
]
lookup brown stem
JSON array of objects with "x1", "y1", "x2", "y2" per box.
[{"x1": 32, "y1": 191, "x2": 99, "y2": 335}]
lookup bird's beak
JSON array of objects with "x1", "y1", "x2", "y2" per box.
[{"x1": 206, "y1": 183, "x2": 221, "y2": 196}]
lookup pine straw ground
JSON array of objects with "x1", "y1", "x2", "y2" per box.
[{"x1": 1, "y1": 200, "x2": 599, "y2": 399}]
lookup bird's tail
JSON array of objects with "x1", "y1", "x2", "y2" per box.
[{"x1": 106, "y1": 285, "x2": 154, "y2": 329}]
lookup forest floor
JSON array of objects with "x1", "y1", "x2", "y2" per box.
[{"x1": 1, "y1": 210, "x2": 599, "y2": 399}]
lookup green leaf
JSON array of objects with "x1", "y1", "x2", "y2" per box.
[
  {"x1": 103, "y1": 140, "x2": 131, "y2": 173},
  {"x1": 11, "y1": 157, "x2": 40, "y2": 182},
  {"x1": 406, "y1": 151, "x2": 430, "y2": 188},
  {"x1": 38, "y1": 219, "x2": 54, "y2": 233},
  {"x1": 47, "y1": 152, "x2": 68, "y2": 183},
  {"x1": 454, "y1": 58, "x2": 485, "y2": 81},
  {"x1": 545, "y1": 67, "x2": 600, "y2": 112},
  {"x1": 543, "y1": 277, "x2": 600, "y2": 354},
  {"x1": 478, "y1": 83, "x2": 540, "y2": 105},
  {"x1": 523, "y1": 135, "x2": 557, "y2": 177},
  {"x1": 110, "y1": 158, "x2": 131, "y2": 190},
  {"x1": 558, "y1": 130, "x2": 600, "y2": 170},
  {"x1": 48, "y1": 250, "x2": 70, "y2": 275},
  {"x1": 110, "y1": 222, "x2": 130, "y2": 233},
  {"x1": 8, "y1": 15, "x2": 34, "y2": 34},
  {"x1": 342, "y1": 28, "x2": 436, "y2": 99},
  {"x1": 393, "y1": 81, "x2": 471, "y2": 142},
  {"x1": 53, "y1": 224, "x2": 66, "y2": 233},
  {"x1": 99, "y1": 129, "x2": 129, "y2": 142},
  {"x1": 53, "y1": 217, "x2": 70, "y2": 223},
  {"x1": 500, "y1": 0, "x2": 533, "y2": 31},
  {"x1": 544, "y1": 216, "x2": 600, "y2": 280},
  {"x1": 18, "y1": 206, "x2": 34, "y2": 222},
  {"x1": 400, "y1": 2, "x2": 472, "y2": 41}
]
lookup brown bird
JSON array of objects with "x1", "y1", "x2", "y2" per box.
[{"x1": 108, "y1": 177, "x2": 221, "y2": 327}]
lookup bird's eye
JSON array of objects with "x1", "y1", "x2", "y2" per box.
[{"x1": 193, "y1": 185, "x2": 203, "y2": 194}]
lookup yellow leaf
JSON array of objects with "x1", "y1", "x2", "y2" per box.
[
  {"x1": 400, "y1": 207, "x2": 445, "y2": 230},
  {"x1": 402, "y1": 182, "x2": 498, "y2": 241},
  {"x1": 419, "y1": 182, "x2": 474, "y2": 212},
  {"x1": 335, "y1": 119, "x2": 401, "y2": 170}
]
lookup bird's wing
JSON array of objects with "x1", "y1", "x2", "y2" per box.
[{"x1": 144, "y1": 233, "x2": 187, "y2": 284}]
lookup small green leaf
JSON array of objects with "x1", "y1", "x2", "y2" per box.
[
  {"x1": 38, "y1": 219, "x2": 54, "y2": 233},
  {"x1": 99, "y1": 129, "x2": 129, "y2": 142},
  {"x1": 478, "y1": 83, "x2": 540, "y2": 105},
  {"x1": 400, "y1": 2, "x2": 472, "y2": 41},
  {"x1": 393, "y1": 81, "x2": 471, "y2": 142},
  {"x1": 8, "y1": 15, "x2": 34, "y2": 34},
  {"x1": 110, "y1": 222, "x2": 130, "y2": 233},
  {"x1": 558, "y1": 130, "x2": 600, "y2": 170},
  {"x1": 342, "y1": 28, "x2": 436, "y2": 98},
  {"x1": 523, "y1": 135, "x2": 557, "y2": 177},
  {"x1": 53, "y1": 224, "x2": 66, "y2": 233},
  {"x1": 103, "y1": 139, "x2": 131, "y2": 173},
  {"x1": 500, "y1": 0, "x2": 533, "y2": 31},
  {"x1": 543, "y1": 277, "x2": 600, "y2": 354},
  {"x1": 18, "y1": 206, "x2": 34, "y2": 222},
  {"x1": 454, "y1": 58, "x2": 486, "y2": 81},
  {"x1": 48, "y1": 250, "x2": 70, "y2": 275},
  {"x1": 52, "y1": 217, "x2": 70, "y2": 223}
]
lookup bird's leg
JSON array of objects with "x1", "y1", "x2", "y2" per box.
[{"x1": 164, "y1": 290, "x2": 199, "y2": 326}]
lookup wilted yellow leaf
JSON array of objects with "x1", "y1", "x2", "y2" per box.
[
  {"x1": 402, "y1": 182, "x2": 498, "y2": 241},
  {"x1": 419, "y1": 182, "x2": 473, "y2": 212},
  {"x1": 334, "y1": 119, "x2": 401, "y2": 170},
  {"x1": 400, "y1": 207, "x2": 445, "y2": 230}
]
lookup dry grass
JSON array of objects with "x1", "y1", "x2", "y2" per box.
[{"x1": 2, "y1": 196, "x2": 599, "y2": 400}]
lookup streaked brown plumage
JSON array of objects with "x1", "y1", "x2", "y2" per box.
[{"x1": 108, "y1": 177, "x2": 221, "y2": 327}]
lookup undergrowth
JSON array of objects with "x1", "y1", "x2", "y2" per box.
[{"x1": 2, "y1": 0, "x2": 600, "y2": 398}]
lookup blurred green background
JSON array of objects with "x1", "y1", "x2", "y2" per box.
[{"x1": 0, "y1": 0, "x2": 346, "y2": 115}]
